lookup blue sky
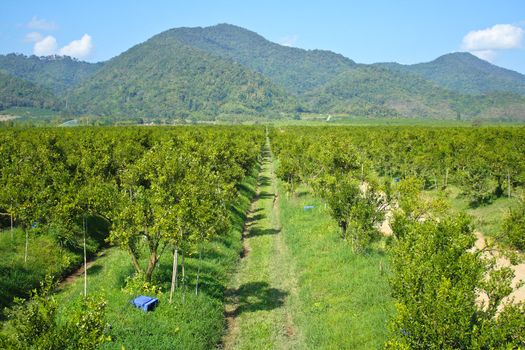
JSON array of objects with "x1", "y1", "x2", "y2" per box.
[{"x1": 1, "y1": 0, "x2": 525, "y2": 73}]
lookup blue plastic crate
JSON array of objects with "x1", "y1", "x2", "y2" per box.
[{"x1": 132, "y1": 295, "x2": 159, "y2": 312}]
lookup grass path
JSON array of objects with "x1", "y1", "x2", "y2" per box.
[{"x1": 222, "y1": 140, "x2": 304, "y2": 350}]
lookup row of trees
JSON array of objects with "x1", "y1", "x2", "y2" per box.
[
  {"x1": 272, "y1": 126, "x2": 525, "y2": 205},
  {"x1": 0, "y1": 126, "x2": 264, "y2": 295},
  {"x1": 270, "y1": 126, "x2": 525, "y2": 348}
]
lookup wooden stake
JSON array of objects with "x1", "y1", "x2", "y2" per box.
[
  {"x1": 169, "y1": 247, "x2": 178, "y2": 304},
  {"x1": 83, "y1": 215, "x2": 87, "y2": 297}
]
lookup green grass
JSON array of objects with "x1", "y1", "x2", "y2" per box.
[
  {"x1": 279, "y1": 183, "x2": 394, "y2": 349},
  {"x1": 0, "y1": 215, "x2": 110, "y2": 312},
  {"x1": 223, "y1": 144, "x2": 304, "y2": 349},
  {"x1": 423, "y1": 185, "x2": 520, "y2": 237},
  {"x1": 0, "y1": 228, "x2": 80, "y2": 310},
  {"x1": 55, "y1": 167, "x2": 258, "y2": 349}
]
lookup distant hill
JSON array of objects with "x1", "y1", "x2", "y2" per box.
[
  {"x1": 0, "y1": 54, "x2": 103, "y2": 94},
  {"x1": 0, "y1": 71, "x2": 59, "y2": 110},
  {"x1": 2, "y1": 24, "x2": 525, "y2": 121},
  {"x1": 67, "y1": 31, "x2": 295, "y2": 118},
  {"x1": 304, "y1": 66, "x2": 456, "y2": 118},
  {"x1": 164, "y1": 24, "x2": 356, "y2": 94},
  {"x1": 376, "y1": 53, "x2": 525, "y2": 95}
]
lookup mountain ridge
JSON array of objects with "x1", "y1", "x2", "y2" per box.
[{"x1": 1, "y1": 23, "x2": 525, "y2": 121}]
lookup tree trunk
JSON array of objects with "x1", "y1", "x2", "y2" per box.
[
  {"x1": 24, "y1": 229, "x2": 28, "y2": 264},
  {"x1": 10, "y1": 213, "x2": 13, "y2": 240},
  {"x1": 169, "y1": 247, "x2": 178, "y2": 304},
  {"x1": 128, "y1": 244, "x2": 143, "y2": 275},
  {"x1": 83, "y1": 215, "x2": 87, "y2": 297},
  {"x1": 444, "y1": 168, "x2": 449, "y2": 188},
  {"x1": 145, "y1": 250, "x2": 158, "y2": 282},
  {"x1": 340, "y1": 221, "x2": 347, "y2": 240}
]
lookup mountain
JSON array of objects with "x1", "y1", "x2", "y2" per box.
[
  {"x1": 2, "y1": 24, "x2": 525, "y2": 121},
  {"x1": 376, "y1": 53, "x2": 525, "y2": 95},
  {"x1": 164, "y1": 24, "x2": 356, "y2": 94},
  {"x1": 0, "y1": 54, "x2": 103, "y2": 94},
  {"x1": 0, "y1": 71, "x2": 59, "y2": 110},
  {"x1": 305, "y1": 65, "x2": 525, "y2": 120},
  {"x1": 67, "y1": 30, "x2": 295, "y2": 118},
  {"x1": 304, "y1": 65, "x2": 456, "y2": 118}
]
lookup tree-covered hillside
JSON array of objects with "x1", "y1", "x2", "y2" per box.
[
  {"x1": 305, "y1": 65, "x2": 525, "y2": 120},
  {"x1": 377, "y1": 52, "x2": 525, "y2": 95},
  {"x1": 0, "y1": 71, "x2": 60, "y2": 111},
  {"x1": 67, "y1": 33, "x2": 295, "y2": 118},
  {"x1": 164, "y1": 24, "x2": 356, "y2": 94},
  {"x1": 0, "y1": 54, "x2": 103, "y2": 94}
]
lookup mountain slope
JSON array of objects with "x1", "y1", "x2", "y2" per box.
[
  {"x1": 0, "y1": 71, "x2": 59, "y2": 110},
  {"x1": 163, "y1": 24, "x2": 356, "y2": 94},
  {"x1": 304, "y1": 65, "x2": 458, "y2": 118},
  {"x1": 67, "y1": 31, "x2": 294, "y2": 118},
  {"x1": 0, "y1": 54, "x2": 103, "y2": 94},
  {"x1": 377, "y1": 53, "x2": 525, "y2": 95},
  {"x1": 305, "y1": 65, "x2": 525, "y2": 120}
]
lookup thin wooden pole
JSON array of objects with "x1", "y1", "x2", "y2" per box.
[
  {"x1": 83, "y1": 215, "x2": 87, "y2": 297},
  {"x1": 169, "y1": 247, "x2": 178, "y2": 304}
]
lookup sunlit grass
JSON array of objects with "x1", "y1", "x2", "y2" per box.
[{"x1": 279, "y1": 183, "x2": 394, "y2": 349}]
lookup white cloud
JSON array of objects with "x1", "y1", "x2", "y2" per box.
[
  {"x1": 279, "y1": 35, "x2": 299, "y2": 47},
  {"x1": 58, "y1": 34, "x2": 93, "y2": 59},
  {"x1": 462, "y1": 24, "x2": 523, "y2": 51},
  {"x1": 27, "y1": 16, "x2": 58, "y2": 31},
  {"x1": 25, "y1": 31, "x2": 43, "y2": 43},
  {"x1": 470, "y1": 50, "x2": 498, "y2": 63},
  {"x1": 33, "y1": 35, "x2": 58, "y2": 56}
]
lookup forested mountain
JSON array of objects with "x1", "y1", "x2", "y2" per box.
[
  {"x1": 303, "y1": 65, "x2": 525, "y2": 120},
  {"x1": 376, "y1": 53, "x2": 525, "y2": 95},
  {"x1": 0, "y1": 54, "x2": 103, "y2": 94},
  {"x1": 164, "y1": 24, "x2": 356, "y2": 94},
  {"x1": 1, "y1": 24, "x2": 525, "y2": 121},
  {"x1": 67, "y1": 32, "x2": 294, "y2": 118},
  {"x1": 0, "y1": 71, "x2": 59, "y2": 110}
]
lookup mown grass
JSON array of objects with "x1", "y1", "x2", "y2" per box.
[
  {"x1": 55, "y1": 168, "x2": 258, "y2": 349},
  {"x1": 279, "y1": 183, "x2": 394, "y2": 349}
]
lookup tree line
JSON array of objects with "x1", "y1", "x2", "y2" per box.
[{"x1": 271, "y1": 125, "x2": 525, "y2": 348}]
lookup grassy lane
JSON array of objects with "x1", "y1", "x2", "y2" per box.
[
  {"x1": 55, "y1": 168, "x2": 259, "y2": 350},
  {"x1": 278, "y1": 182, "x2": 394, "y2": 349},
  {"x1": 223, "y1": 141, "x2": 304, "y2": 350}
]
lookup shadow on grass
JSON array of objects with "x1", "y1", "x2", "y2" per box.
[
  {"x1": 259, "y1": 191, "x2": 275, "y2": 199},
  {"x1": 87, "y1": 264, "x2": 104, "y2": 276},
  {"x1": 258, "y1": 176, "x2": 272, "y2": 187},
  {"x1": 246, "y1": 227, "x2": 280, "y2": 238},
  {"x1": 251, "y1": 213, "x2": 266, "y2": 221},
  {"x1": 225, "y1": 281, "x2": 287, "y2": 317}
]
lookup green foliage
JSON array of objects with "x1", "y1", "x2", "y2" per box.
[
  {"x1": 0, "y1": 53, "x2": 102, "y2": 94},
  {"x1": 165, "y1": 23, "x2": 356, "y2": 95},
  {"x1": 0, "y1": 71, "x2": 60, "y2": 111},
  {"x1": 501, "y1": 201, "x2": 525, "y2": 250},
  {"x1": 388, "y1": 213, "x2": 525, "y2": 349},
  {"x1": 378, "y1": 52, "x2": 525, "y2": 95},
  {"x1": 0, "y1": 276, "x2": 110, "y2": 350},
  {"x1": 314, "y1": 175, "x2": 385, "y2": 252},
  {"x1": 66, "y1": 33, "x2": 294, "y2": 118}
]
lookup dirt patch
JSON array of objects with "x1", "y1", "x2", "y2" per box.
[
  {"x1": 59, "y1": 251, "x2": 106, "y2": 288},
  {"x1": 474, "y1": 231, "x2": 525, "y2": 305}
]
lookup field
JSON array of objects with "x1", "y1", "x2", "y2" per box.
[{"x1": 0, "y1": 125, "x2": 524, "y2": 349}]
